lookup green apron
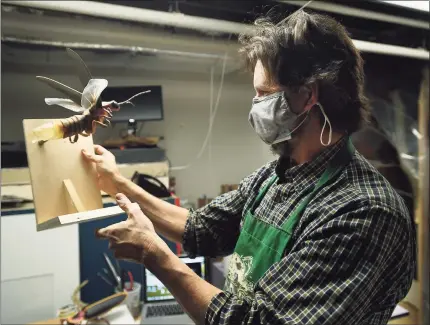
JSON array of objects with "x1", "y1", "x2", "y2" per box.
[{"x1": 224, "y1": 138, "x2": 355, "y2": 300}]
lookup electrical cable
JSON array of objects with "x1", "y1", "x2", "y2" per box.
[
  {"x1": 208, "y1": 64, "x2": 215, "y2": 189},
  {"x1": 277, "y1": 0, "x2": 313, "y2": 26},
  {"x1": 168, "y1": 0, "x2": 314, "y2": 171},
  {"x1": 169, "y1": 37, "x2": 230, "y2": 171}
]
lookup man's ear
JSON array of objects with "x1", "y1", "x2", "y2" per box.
[{"x1": 301, "y1": 83, "x2": 318, "y2": 111}]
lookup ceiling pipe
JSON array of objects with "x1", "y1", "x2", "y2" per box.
[
  {"x1": 1, "y1": 36, "x2": 231, "y2": 61},
  {"x1": 352, "y1": 39, "x2": 429, "y2": 60},
  {"x1": 4, "y1": 36, "x2": 425, "y2": 63},
  {"x1": 278, "y1": 0, "x2": 429, "y2": 30},
  {"x1": 1, "y1": 1, "x2": 252, "y2": 36},
  {"x1": 2, "y1": 0, "x2": 429, "y2": 61}
]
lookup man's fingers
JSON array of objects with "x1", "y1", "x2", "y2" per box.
[
  {"x1": 82, "y1": 145, "x2": 109, "y2": 163},
  {"x1": 108, "y1": 241, "x2": 120, "y2": 250},
  {"x1": 116, "y1": 193, "x2": 131, "y2": 206},
  {"x1": 82, "y1": 149, "x2": 103, "y2": 163},
  {"x1": 116, "y1": 193, "x2": 140, "y2": 216},
  {"x1": 96, "y1": 221, "x2": 126, "y2": 239},
  {"x1": 94, "y1": 145, "x2": 108, "y2": 155}
]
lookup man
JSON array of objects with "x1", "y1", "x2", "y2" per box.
[{"x1": 82, "y1": 10, "x2": 415, "y2": 325}]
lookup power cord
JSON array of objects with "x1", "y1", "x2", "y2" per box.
[
  {"x1": 169, "y1": 34, "x2": 231, "y2": 171},
  {"x1": 168, "y1": 0, "x2": 313, "y2": 171}
]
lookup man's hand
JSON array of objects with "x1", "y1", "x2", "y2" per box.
[
  {"x1": 82, "y1": 145, "x2": 121, "y2": 197},
  {"x1": 96, "y1": 193, "x2": 167, "y2": 263},
  {"x1": 98, "y1": 196, "x2": 221, "y2": 325}
]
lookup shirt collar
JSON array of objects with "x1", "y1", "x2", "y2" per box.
[{"x1": 275, "y1": 136, "x2": 348, "y2": 191}]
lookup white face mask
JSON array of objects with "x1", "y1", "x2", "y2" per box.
[{"x1": 248, "y1": 91, "x2": 332, "y2": 146}]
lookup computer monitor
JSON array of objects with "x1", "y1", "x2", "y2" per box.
[
  {"x1": 143, "y1": 256, "x2": 207, "y2": 303},
  {"x1": 102, "y1": 85, "x2": 164, "y2": 123}
]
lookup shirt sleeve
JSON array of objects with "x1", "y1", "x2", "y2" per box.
[
  {"x1": 182, "y1": 165, "x2": 269, "y2": 258},
  {"x1": 204, "y1": 204, "x2": 414, "y2": 325}
]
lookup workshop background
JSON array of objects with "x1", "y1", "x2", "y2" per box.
[{"x1": 1, "y1": 1, "x2": 429, "y2": 324}]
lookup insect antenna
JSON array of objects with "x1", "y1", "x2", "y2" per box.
[{"x1": 118, "y1": 90, "x2": 151, "y2": 106}]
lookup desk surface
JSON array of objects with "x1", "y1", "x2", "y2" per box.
[
  {"x1": 388, "y1": 302, "x2": 419, "y2": 324},
  {"x1": 30, "y1": 317, "x2": 140, "y2": 325},
  {"x1": 30, "y1": 302, "x2": 418, "y2": 325},
  {"x1": 30, "y1": 314, "x2": 140, "y2": 324}
]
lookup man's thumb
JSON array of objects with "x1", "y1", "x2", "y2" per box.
[
  {"x1": 95, "y1": 222, "x2": 125, "y2": 239},
  {"x1": 116, "y1": 193, "x2": 131, "y2": 208},
  {"x1": 116, "y1": 194, "x2": 139, "y2": 217},
  {"x1": 82, "y1": 149, "x2": 101, "y2": 163}
]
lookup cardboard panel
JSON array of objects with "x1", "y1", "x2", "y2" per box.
[{"x1": 23, "y1": 119, "x2": 103, "y2": 230}]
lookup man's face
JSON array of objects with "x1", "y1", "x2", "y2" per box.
[
  {"x1": 253, "y1": 60, "x2": 281, "y2": 98},
  {"x1": 252, "y1": 60, "x2": 314, "y2": 157}
]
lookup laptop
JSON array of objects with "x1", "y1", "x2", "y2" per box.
[{"x1": 140, "y1": 256, "x2": 208, "y2": 324}]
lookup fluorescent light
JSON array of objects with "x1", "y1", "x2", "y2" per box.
[
  {"x1": 279, "y1": 0, "x2": 428, "y2": 29},
  {"x1": 401, "y1": 153, "x2": 417, "y2": 160},
  {"x1": 412, "y1": 128, "x2": 423, "y2": 139},
  {"x1": 381, "y1": 1, "x2": 429, "y2": 12}
]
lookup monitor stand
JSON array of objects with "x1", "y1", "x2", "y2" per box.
[
  {"x1": 127, "y1": 119, "x2": 138, "y2": 137},
  {"x1": 103, "y1": 120, "x2": 160, "y2": 149}
]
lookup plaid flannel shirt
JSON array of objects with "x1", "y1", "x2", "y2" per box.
[{"x1": 183, "y1": 136, "x2": 415, "y2": 325}]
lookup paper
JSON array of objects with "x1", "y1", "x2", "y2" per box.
[
  {"x1": 391, "y1": 304, "x2": 409, "y2": 318},
  {"x1": 1, "y1": 184, "x2": 34, "y2": 201}
]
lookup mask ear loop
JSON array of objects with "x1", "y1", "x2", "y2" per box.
[
  {"x1": 291, "y1": 110, "x2": 310, "y2": 133},
  {"x1": 317, "y1": 103, "x2": 332, "y2": 146},
  {"x1": 272, "y1": 110, "x2": 310, "y2": 145}
]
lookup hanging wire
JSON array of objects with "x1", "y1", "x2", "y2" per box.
[
  {"x1": 276, "y1": 0, "x2": 313, "y2": 26},
  {"x1": 169, "y1": 33, "x2": 232, "y2": 171},
  {"x1": 168, "y1": 1, "x2": 314, "y2": 171}
]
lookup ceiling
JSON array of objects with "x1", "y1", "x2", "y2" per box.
[
  {"x1": 89, "y1": 0, "x2": 429, "y2": 48},
  {"x1": 1, "y1": 0, "x2": 428, "y2": 76},
  {"x1": 1, "y1": 2, "x2": 243, "y2": 75}
]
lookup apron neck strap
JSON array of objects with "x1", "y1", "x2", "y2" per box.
[
  {"x1": 281, "y1": 136, "x2": 355, "y2": 233},
  {"x1": 247, "y1": 136, "x2": 354, "y2": 217},
  {"x1": 314, "y1": 136, "x2": 355, "y2": 188},
  {"x1": 249, "y1": 174, "x2": 279, "y2": 214}
]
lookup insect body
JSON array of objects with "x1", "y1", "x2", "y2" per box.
[{"x1": 31, "y1": 48, "x2": 149, "y2": 144}]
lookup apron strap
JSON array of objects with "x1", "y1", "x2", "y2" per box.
[
  {"x1": 248, "y1": 174, "x2": 279, "y2": 214},
  {"x1": 282, "y1": 137, "x2": 355, "y2": 234}
]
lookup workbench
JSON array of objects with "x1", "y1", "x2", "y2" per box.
[{"x1": 28, "y1": 302, "x2": 418, "y2": 325}]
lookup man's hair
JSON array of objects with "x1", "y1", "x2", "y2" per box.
[{"x1": 239, "y1": 10, "x2": 370, "y2": 134}]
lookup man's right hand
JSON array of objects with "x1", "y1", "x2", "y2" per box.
[{"x1": 82, "y1": 145, "x2": 121, "y2": 197}]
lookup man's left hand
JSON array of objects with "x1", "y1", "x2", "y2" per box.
[
  {"x1": 98, "y1": 195, "x2": 221, "y2": 325},
  {"x1": 96, "y1": 193, "x2": 163, "y2": 264}
]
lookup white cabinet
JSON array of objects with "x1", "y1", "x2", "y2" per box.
[{"x1": 1, "y1": 212, "x2": 80, "y2": 324}]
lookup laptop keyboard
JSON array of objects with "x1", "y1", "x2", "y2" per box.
[{"x1": 146, "y1": 304, "x2": 185, "y2": 318}]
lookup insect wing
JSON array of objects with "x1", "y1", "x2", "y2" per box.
[
  {"x1": 44, "y1": 98, "x2": 85, "y2": 113},
  {"x1": 81, "y1": 79, "x2": 108, "y2": 110},
  {"x1": 36, "y1": 76, "x2": 82, "y2": 105},
  {"x1": 66, "y1": 48, "x2": 93, "y2": 90}
]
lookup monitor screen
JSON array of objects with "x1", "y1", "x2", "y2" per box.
[
  {"x1": 102, "y1": 85, "x2": 163, "y2": 122},
  {"x1": 144, "y1": 256, "x2": 206, "y2": 302}
]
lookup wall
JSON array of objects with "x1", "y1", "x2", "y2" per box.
[
  {"x1": 1, "y1": 67, "x2": 274, "y2": 204},
  {"x1": 1, "y1": 5, "x2": 276, "y2": 203}
]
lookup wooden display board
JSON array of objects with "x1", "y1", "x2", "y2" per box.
[{"x1": 23, "y1": 119, "x2": 123, "y2": 231}]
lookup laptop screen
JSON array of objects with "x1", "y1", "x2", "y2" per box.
[{"x1": 144, "y1": 256, "x2": 206, "y2": 302}]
